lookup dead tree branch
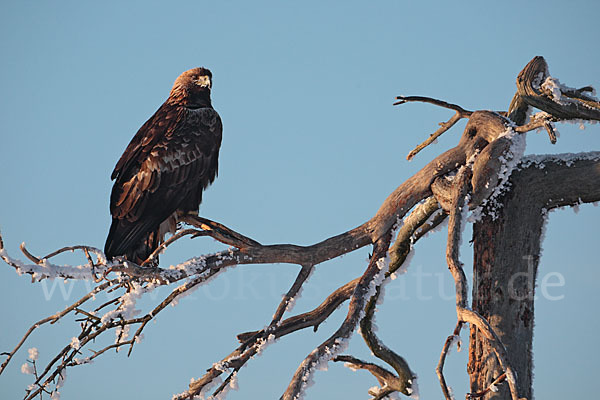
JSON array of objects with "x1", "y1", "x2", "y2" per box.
[
  {"x1": 1, "y1": 55, "x2": 598, "y2": 400},
  {"x1": 179, "y1": 196, "x2": 444, "y2": 399},
  {"x1": 282, "y1": 235, "x2": 393, "y2": 400},
  {"x1": 509, "y1": 55, "x2": 600, "y2": 123},
  {"x1": 333, "y1": 355, "x2": 400, "y2": 399},
  {"x1": 438, "y1": 166, "x2": 521, "y2": 400},
  {"x1": 349, "y1": 196, "x2": 442, "y2": 398},
  {"x1": 394, "y1": 95, "x2": 473, "y2": 160}
]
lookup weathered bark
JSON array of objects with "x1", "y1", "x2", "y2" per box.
[{"x1": 469, "y1": 155, "x2": 600, "y2": 399}]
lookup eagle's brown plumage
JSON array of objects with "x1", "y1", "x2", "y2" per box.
[{"x1": 105, "y1": 67, "x2": 222, "y2": 265}]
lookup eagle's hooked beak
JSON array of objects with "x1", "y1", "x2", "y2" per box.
[{"x1": 196, "y1": 75, "x2": 211, "y2": 89}]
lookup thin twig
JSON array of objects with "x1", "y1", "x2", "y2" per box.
[
  {"x1": 141, "y1": 228, "x2": 205, "y2": 266},
  {"x1": 393, "y1": 95, "x2": 473, "y2": 115},
  {"x1": 93, "y1": 297, "x2": 121, "y2": 313},
  {"x1": 0, "y1": 281, "x2": 113, "y2": 376},
  {"x1": 43, "y1": 245, "x2": 105, "y2": 263},
  {"x1": 19, "y1": 243, "x2": 41, "y2": 264},
  {"x1": 445, "y1": 167, "x2": 471, "y2": 309},
  {"x1": 436, "y1": 322, "x2": 463, "y2": 400},
  {"x1": 270, "y1": 264, "x2": 314, "y2": 327},
  {"x1": 74, "y1": 308, "x2": 101, "y2": 322},
  {"x1": 409, "y1": 113, "x2": 468, "y2": 160}
]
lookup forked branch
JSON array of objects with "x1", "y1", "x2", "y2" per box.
[{"x1": 394, "y1": 95, "x2": 473, "y2": 160}]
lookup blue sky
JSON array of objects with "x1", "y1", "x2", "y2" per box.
[{"x1": 1, "y1": 1, "x2": 599, "y2": 399}]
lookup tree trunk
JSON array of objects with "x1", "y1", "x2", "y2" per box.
[{"x1": 468, "y1": 155, "x2": 600, "y2": 399}]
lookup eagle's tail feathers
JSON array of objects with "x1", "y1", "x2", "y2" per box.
[{"x1": 104, "y1": 218, "x2": 162, "y2": 266}]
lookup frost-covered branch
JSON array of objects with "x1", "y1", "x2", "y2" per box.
[
  {"x1": 351, "y1": 197, "x2": 442, "y2": 398},
  {"x1": 237, "y1": 197, "x2": 444, "y2": 345},
  {"x1": 436, "y1": 166, "x2": 471, "y2": 400},
  {"x1": 333, "y1": 355, "x2": 401, "y2": 399},
  {"x1": 357, "y1": 283, "x2": 416, "y2": 398},
  {"x1": 509, "y1": 56, "x2": 600, "y2": 123},
  {"x1": 184, "y1": 197, "x2": 444, "y2": 399},
  {"x1": 281, "y1": 236, "x2": 393, "y2": 400},
  {"x1": 439, "y1": 166, "x2": 521, "y2": 400},
  {"x1": 0, "y1": 280, "x2": 115, "y2": 376},
  {"x1": 176, "y1": 263, "x2": 314, "y2": 400}
]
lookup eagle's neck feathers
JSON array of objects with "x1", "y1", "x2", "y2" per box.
[{"x1": 168, "y1": 85, "x2": 212, "y2": 109}]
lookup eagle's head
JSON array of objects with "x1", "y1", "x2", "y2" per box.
[{"x1": 169, "y1": 67, "x2": 213, "y2": 108}]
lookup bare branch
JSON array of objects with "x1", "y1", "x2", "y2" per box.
[
  {"x1": 19, "y1": 243, "x2": 41, "y2": 264},
  {"x1": 394, "y1": 95, "x2": 473, "y2": 115},
  {"x1": 409, "y1": 113, "x2": 468, "y2": 160},
  {"x1": 457, "y1": 309, "x2": 520, "y2": 400},
  {"x1": 208, "y1": 264, "x2": 315, "y2": 399},
  {"x1": 237, "y1": 278, "x2": 358, "y2": 343},
  {"x1": 354, "y1": 197, "x2": 442, "y2": 397},
  {"x1": 436, "y1": 322, "x2": 463, "y2": 400},
  {"x1": 141, "y1": 228, "x2": 205, "y2": 267},
  {"x1": 394, "y1": 95, "x2": 473, "y2": 160},
  {"x1": 359, "y1": 285, "x2": 415, "y2": 397},
  {"x1": 268, "y1": 264, "x2": 314, "y2": 328},
  {"x1": 181, "y1": 214, "x2": 262, "y2": 248},
  {"x1": 333, "y1": 355, "x2": 403, "y2": 399},
  {"x1": 445, "y1": 166, "x2": 471, "y2": 309}
]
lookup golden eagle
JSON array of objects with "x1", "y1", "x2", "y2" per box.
[{"x1": 104, "y1": 67, "x2": 222, "y2": 265}]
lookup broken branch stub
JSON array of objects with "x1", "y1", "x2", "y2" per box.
[{"x1": 511, "y1": 56, "x2": 600, "y2": 122}]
